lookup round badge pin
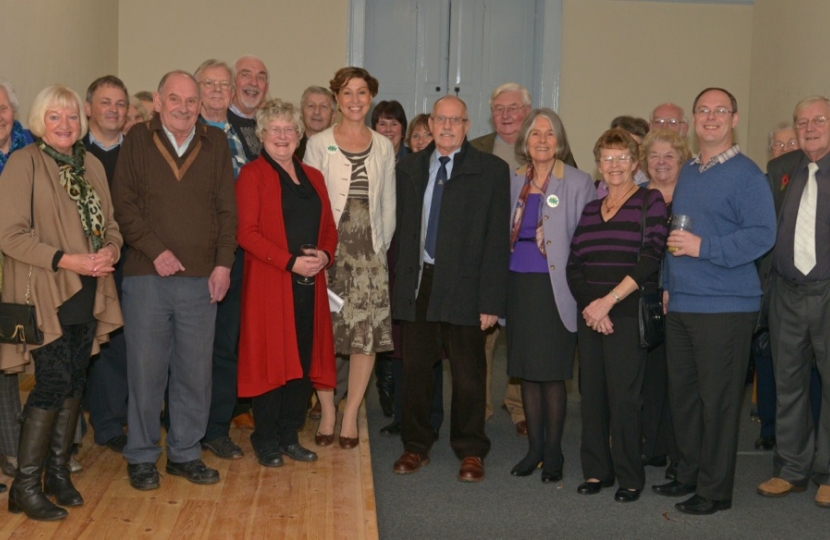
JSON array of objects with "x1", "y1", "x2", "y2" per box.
[{"x1": 546, "y1": 194, "x2": 559, "y2": 208}]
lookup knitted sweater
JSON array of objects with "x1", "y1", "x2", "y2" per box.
[{"x1": 664, "y1": 154, "x2": 776, "y2": 313}]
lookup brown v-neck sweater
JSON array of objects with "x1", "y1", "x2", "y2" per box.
[{"x1": 112, "y1": 116, "x2": 237, "y2": 277}]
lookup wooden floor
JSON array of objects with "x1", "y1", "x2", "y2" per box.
[{"x1": 0, "y1": 384, "x2": 377, "y2": 539}]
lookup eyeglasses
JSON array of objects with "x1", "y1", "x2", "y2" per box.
[
  {"x1": 491, "y1": 104, "x2": 525, "y2": 116},
  {"x1": 265, "y1": 126, "x2": 298, "y2": 137},
  {"x1": 693, "y1": 107, "x2": 733, "y2": 117},
  {"x1": 651, "y1": 117, "x2": 686, "y2": 127},
  {"x1": 199, "y1": 80, "x2": 231, "y2": 91},
  {"x1": 598, "y1": 155, "x2": 633, "y2": 164},
  {"x1": 795, "y1": 116, "x2": 828, "y2": 130},
  {"x1": 432, "y1": 115, "x2": 467, "y2": 126},
  {"x1": 771, "y1": 139, "x2": 799, "y2": 151}
]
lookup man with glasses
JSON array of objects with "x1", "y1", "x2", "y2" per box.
[
  {"x1": 392, "y1": 96, "x2": 510, "y2": 482},
  {"x1": 649, "y1": 103, "x2": 689, "y2": 137},
  {"x1": 228, "y1": 55, "x2": 269, "y2": 161},
  {"x1": 758, "y1": 96, "x2": 830, "y2": 509},
  {"x1": 654, "y1": 87, "x2": 776, "y2": 514},
  {"x1": 193, "y1": 59, "x2": 248, "y2": 461}
]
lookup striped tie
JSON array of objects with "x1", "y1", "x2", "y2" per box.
[{"x1": 794, "y1": 162, "x2": 819, "y2": 275}]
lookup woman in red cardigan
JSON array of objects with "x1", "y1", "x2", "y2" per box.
[{"x1": 235, "y1": 99, "x2": 337, "y2": 467}]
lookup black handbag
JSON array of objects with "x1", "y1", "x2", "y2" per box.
[
  {"x1": 636, "y1": 194, "x2": 665, "y2": 349},
  {"x1": 0, "y1": 167, "x2": 44, "y2": 350}
]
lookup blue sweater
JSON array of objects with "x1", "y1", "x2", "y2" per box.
[{"x1": 665, "y1": 153, "x2": 776, "y2": 313}]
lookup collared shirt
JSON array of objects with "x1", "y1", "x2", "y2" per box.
[
  {"x1": 162, "y1": 125, "x2": 196, "y2": 157},
  {"x1": 200, "y1": 117, "x2": 248, "y2": 179},
  {"x1": 422, "y1": 148, "x2": 460, "y2": 264},
  {"x1": 692, "y1": 144, "x2": 740, "y2": 173},
  {"x1": 229, "y1": 103, "x2": 254, "y2": 119},
  {"x1": 772, "y1": 150, "x2": 830, "y2": 282},
  {"x1": 88, "y1": 130, "x2": 123, "y2": 151}
]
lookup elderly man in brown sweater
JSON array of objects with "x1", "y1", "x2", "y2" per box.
[{"x1": 112, "y1": 71, "x2": 237, "y2": 491}]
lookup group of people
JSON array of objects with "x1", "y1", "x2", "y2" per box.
[{"x1": 0, "y1": 55, "x2": 828, "y2": 523}]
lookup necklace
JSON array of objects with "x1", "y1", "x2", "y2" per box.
[
  {"x1": 530, "y1": 179, "x2": 545, "y2": 191},
  {"x1": 603, "y1": 183, "x2": 637, "y2": 211}
]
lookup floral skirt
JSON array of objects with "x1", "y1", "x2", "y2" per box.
[{"x1": 329, "y1": 198, "x2": 393, "y2": 355}]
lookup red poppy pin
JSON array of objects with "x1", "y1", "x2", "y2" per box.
[{"x1": 780, "y1": 174, "x2": 790, "y2": 191}]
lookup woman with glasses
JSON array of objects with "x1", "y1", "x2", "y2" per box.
[
  {"x1": 566, "y1": 129, "x2": 667, "y2": 503},
  {"x1": 235, "y1": 99, "x2": 337, "y2": 467},
  {"x1": 304, "y1": 67, "x2": 396, "y2": 449}
]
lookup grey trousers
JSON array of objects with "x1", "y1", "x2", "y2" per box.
[
  {"x1": 0, "y1": 373, "x2": 22, "y2": 456},
  {"x1": 122, "y1": 276, "x2": 216, "y2": 464}
]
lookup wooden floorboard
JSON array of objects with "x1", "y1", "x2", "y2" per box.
[{"x1": 0, "y1": 382, "x2": 377, "y2": 540}]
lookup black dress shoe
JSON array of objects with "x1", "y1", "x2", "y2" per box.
[
  {"x1": 128, "y1": 462, "x2": 160, "y2": 491},
  {"x1": 615, "y1": 488, "x2": 641, "y2": 503},
  {"x1": 256, "y1": 449, "x2": 284, "y2": 468},
  {"x1": 165, "y1": 459, "x2": 220, "y2": 485},
  {"x1": 675, "y1": 494, "x2": 731, "y2": 515},
  {"x1": 653, "y1": 480, "x2": 697, "y2": 497},
  {"x1": 642, "y1": 455, "x2": 668, "y2": 467},
  {"x1": 280, "y1": 443, "x2": 318, "y2": 462},
  {"x1": 379, "y1": 421, "x2": 402, "y2": 437},
  {"x1": 665, "y1": 460, "x2": 678, "y2": 480},
  {"x1": 104, "y1": 434, "x2": 128, "y2": 453},
  {"x1": 202, "y1": 436, "x2": 244, "y2": 460},
  {"x1": 754, "y1": 435, "x2": 776, "y2": 451},
  {"x1": 577, "y1": 479, "x2": 614, "y2": 495},
  {"x1": 541, "y1": 471, "x2": 562, "y2": 483},
  {"x1": 510, "y1": 460, "x2": 540, "y2": 477}
]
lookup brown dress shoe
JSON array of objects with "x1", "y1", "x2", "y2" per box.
[
  {"x1": 757, "y1": 477, "x2": 807, "y2": 498},
  {"x1": 458, "y1": 457, "x2": 485, "y2": 482},
  {"x1": 515, "y1": 421, "x2": 527, "y2": 437},
  {"x1": 393, "y1": 451, "x2": 429, "y2": 474},
  {"x1": 816, "y1": 484, "x2": 830, "y2": 508},
  {"x1": 314, "y1": 432, "x2": 335, "y2": 447}
]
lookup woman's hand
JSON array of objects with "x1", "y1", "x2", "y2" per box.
[
  {"x1": 582, "y1": 297, "x2": 614, "y2": 328},
  {"x1": 292, "y1": 251, "x2": 329, "y2": 278},
  {"x1": 58, "y1": 253, "x2": 115, "y2": 277},
  {"x1": 594, "y1": 315, "x2": 614, "y2": 335},
  {"x1": 91, "y1": 244, "x2": 119, "y2": 268}
]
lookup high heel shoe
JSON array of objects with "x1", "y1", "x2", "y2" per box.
[
  {"x1": 338, "y1": 435, "x2": 359, "y2": 449},
  {"x1": 541, "y1": 470, "x2": 563, "y2": 483},
  {"x1": 510, "y1": 458, "x2": 541, "y2": 477},
  {"x1": 314, "y1": 432, "x2": 334, "y2": 447}
]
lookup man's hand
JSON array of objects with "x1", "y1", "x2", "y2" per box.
[
  {"x1": 667, "y1": 230, "x2": 701, "y2": 258},
  {"x1": 208, "y1": 266, "x2": 231, "y2": 304},
  {"x1": 662, "y1": 290, "x2": 669, "y2": 315},
  {"x1": 154, "y1": 250, "x2": 185, "y2": 277},
  {"x1": 480, "y1": 314, "x2": 497, "y2": 331}
]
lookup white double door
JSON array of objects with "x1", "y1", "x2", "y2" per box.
[{"x1": 361, "y1": 0, "x2": 550, "y2": 138}]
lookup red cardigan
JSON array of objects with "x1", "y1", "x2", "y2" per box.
[{"x1": 236, "y1": 156, "x2": 338, "y2": 397}]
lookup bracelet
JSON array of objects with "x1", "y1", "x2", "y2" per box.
[{"x1": 610, "y1": 290, "x2": 621, "y2": 303}]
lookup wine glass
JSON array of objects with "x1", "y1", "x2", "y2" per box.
[{"x1": 299, "y1": 244, "x2": 318, "y2": 285}]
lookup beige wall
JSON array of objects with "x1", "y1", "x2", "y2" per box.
[
  {"x1": 0, "y1": 0, "x2": 118, "y2": 125},
  {"x1": 748, "y1": 0, "x2": 830, "y2": 168},
  {"x1": 560, "y1": 0, "x2": 755, "y2": 171},
  {"x1": 117, "y1": 0, "x2": 349, "y2": 109}
]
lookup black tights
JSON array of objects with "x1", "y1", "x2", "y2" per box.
[
  {"x1": 514, "y1": 379, "x2": 567, "y2": 474},
  {"x1": 28, "y1": 322, "x2": 96, "y2": 410}
]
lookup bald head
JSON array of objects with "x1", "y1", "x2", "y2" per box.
[{"x1": 650, "y1": 103, "x2": 688, "y2": 137}]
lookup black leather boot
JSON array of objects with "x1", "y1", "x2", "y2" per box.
[
  {"x1": 8, "y1": 406, "x2": 68, "y2": 521},
  {"x1": 44, "y1": 398, "x2": 84, "y2": 506},
  {"x1": 375, "y1": 356, "x2": 395, "y2": 418}
]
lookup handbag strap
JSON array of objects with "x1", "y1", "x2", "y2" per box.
[
  {"x1": 635, "y1": 189, "x2": 662, "y2": 290},
  {"x1": 24, "y1": 155, "x2": 36, "y2": 305}
]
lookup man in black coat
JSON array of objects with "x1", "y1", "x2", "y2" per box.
[{"x1": 391, "y1": 95, "x2": 510, "y2": 482}]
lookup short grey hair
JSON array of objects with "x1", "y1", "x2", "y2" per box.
[
  {"x1": 489, "y1": 82, "x2": 531, "y2": 108},
  {"x1": 300, "y1": 86, "x2": 335, "y2": 108},
  {"x1": 0, "y1": 81, "x2": 21, "y2": 112},
  {"x1": 233, "y1": 55, "x2": 269, "y2": 83},
  {"x1": 768, "y1": 121, "x2": 794, "y2": 149},
  {"x1": 194, "y1": 59, "x2": 233, "y2": 86},
  {"x1": 514, "y1": 108, "x2": 569, "y2": 165},
  {"x1": 793, "y1": 95, "x2": 830, "y2": 124},
  {"x1": 157, "y1": 70, "x2": 198, "y2": 93},
  {"x1": 256, "y1": 99, "x2": 304, "y2": 141}
]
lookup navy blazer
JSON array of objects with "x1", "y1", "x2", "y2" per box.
[{"x1": 392, "y1": 140, "x2": 511, "y2": 325}]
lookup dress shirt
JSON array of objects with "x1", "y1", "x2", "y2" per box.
[
  {"x1": 162, "y1": 125, "x2": 195, "y2": 157},
  {"x1": 88, "y1": 131, "x2": 123, "y2": 151}
]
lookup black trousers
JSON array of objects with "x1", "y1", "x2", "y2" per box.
[
  {"x1": 29, "y1": 322, "x2": 97, "y2": 410},
  {"x1": 666, "y1": 311, "x2": 755, "y2": 501},
  {"x1": 641, "y1": 341, "x2": 677, "y2": 462},
  {"x1": 577, "y1": 315, "x2": 646, "y2": 490},
  {"x1": 401, "y1": 265, "x2": 490, "y2": 459},
  {"x1": 250, "y1": 279, "x2": 314, "y2": 453}
]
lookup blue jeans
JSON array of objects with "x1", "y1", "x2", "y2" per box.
[{"x1": 122, "y1": 276, "x2": 216, "y2": 464}]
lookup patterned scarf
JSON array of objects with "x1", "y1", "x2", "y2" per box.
[
  {"x1": 510, "y1": 163, "x2": 551, "y2": 255},
  {"x1": 36, "y1": 139, "x2": 107, "y2": 251},
  {"x1": 0, "y1": 120, "x2": 33, "y2": 171}
]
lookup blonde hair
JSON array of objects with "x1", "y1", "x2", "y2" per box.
[{"x1": 28, "y1": 85, "x2": 88, "y2": 139}]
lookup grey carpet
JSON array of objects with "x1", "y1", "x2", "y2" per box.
[{"x1": 365, "y1": 333, "x2": 827, "y2": 540}]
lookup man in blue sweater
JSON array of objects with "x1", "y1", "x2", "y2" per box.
[{"x1": 653, "y1": 88, "x2": 777, "y2": 514}]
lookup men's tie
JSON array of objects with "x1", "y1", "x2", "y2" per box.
[
  {"x1": 425, "y1": 156, "x2": 450, "y2": 259},
  {"x1": 794, "y1": 162, "x2": 819, "y2": 275}
]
